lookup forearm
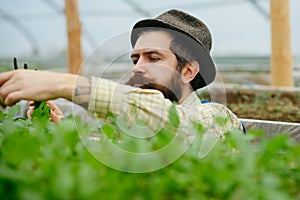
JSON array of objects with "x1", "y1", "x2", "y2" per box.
[
  {"x1": 72, "y1": 76, "x2": 91, "y2": 109},
  {"x1": 41, "y1": 72, "x2": 92, "y2": 109}
]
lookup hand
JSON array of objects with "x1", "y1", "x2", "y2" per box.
[
  {"x1": 27, "y1": 101, "x2": 64, "y2": 124},
  {"x1": 0, "y1": 69, "x2": 77, "y2": 106}
]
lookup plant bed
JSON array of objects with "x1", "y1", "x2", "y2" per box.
[
  {"x1": 199, "y1": 84, "x2": 300, "y2": 123},
  {"x1": 1, "y1": 105, "x2": 300, "y2": 199}
]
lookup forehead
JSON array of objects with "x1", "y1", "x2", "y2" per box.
[{"x1": 133, "y1": 30, "x2": 173, "y2": 52}]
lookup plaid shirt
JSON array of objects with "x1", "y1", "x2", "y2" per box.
[{"x1": 88, "y1": 77, "x2": 244, "y2": 139}]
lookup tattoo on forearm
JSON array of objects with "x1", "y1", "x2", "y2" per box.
[
  {"x1": 74, "y1": 85, "x2": 91, "y2": 96},
  {"x1": 73, "y1": 78, "x2": 91, "y2": 109}
]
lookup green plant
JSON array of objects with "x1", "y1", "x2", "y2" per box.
[{"x1": 0, "y1": 105, "x2": 299, "y2": 199}]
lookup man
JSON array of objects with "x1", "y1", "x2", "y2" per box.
[{"x1": 0, "y1": 10, "x2": 244, "y2": 138}]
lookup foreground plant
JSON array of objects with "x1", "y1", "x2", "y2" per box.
[{"x1": 0, "y1": 105, "x2": 299, "y2": 199}]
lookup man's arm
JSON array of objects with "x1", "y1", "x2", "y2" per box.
[
  {"x1": 0, "y1": 69, "x2": 180, "y2": 133},
  {"x1": 0, "y1": 70, "x2": 83, "y2": 106}
]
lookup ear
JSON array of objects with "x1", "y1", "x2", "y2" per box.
[{"x1": 181, "y1": 61, "x2": 200, "y2": 84}]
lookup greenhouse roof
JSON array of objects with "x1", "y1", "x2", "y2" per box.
[{"x1": 0, "y1": 0, "x2": 299, "y2": 58}]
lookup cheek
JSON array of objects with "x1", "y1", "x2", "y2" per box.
[{"x1": 154, "y1": 68, "x2": 182, "y2": 85}]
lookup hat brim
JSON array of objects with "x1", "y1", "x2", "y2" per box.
[{"x1": 131, "y1": 19, "x2": 216, "y2": 89}]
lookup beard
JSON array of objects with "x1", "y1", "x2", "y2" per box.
[{"x1": 125, "y1": 72, "x2": 183, "y2": 102}]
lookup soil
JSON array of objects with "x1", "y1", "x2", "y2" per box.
[{"x1": 201, "y1": 90, "x2": 300, "y2": 123}]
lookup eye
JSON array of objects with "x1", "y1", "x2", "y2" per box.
[
  {"x1": 149, "y1": 57, "x2": 159, "y2": 62},
  {"x1": 131, "y1": 58, "x2": 138, "y2": 65}
]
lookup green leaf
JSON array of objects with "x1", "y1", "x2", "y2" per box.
[
  {"x1": 0, "y1": 109, "x2": 5, "y2": 121},
  {"x1": 168, "y1": 103, "x2": 180, "y2": 128},
  {"x1": 2, "y1": 132, "x2": 40, "y2": 166},
  {"x1": 6, "y1": 105, "x2": 20, "y2": 118},
  {"x1": 31, "y1": 101, "x2": 50, "y2": 120},
  {"x1": 101, "y1": 124, "x2": 115, "y2": 139}
]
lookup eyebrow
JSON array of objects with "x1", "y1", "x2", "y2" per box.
[{"x1": 130, "y1": 50, "x2": 166, "y2": 59}]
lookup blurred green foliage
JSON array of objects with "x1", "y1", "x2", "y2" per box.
[
  {"x1": 0, "y1": 105, "x2": 299, "y2": 199},
  {"x1": 0, "y1": 66, "x2": 12, "y2": 72}
]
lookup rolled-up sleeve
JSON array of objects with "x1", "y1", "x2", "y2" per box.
[
  {"x1": 88, "y1": 77, "x2": 176, "y2": 132},
  {"x1": 88, "y1": 77, "x2": 244, "y2": 137}
]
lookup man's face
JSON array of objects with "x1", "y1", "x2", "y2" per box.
[{"x1": 126, "y1": 30, "x2": 183, "y2": 102}]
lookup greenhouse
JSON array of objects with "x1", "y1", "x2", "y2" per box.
[{"x1": 0, "y1": 0, "x2": 300, "y2": 199}]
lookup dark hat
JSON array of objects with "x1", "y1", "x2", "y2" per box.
[{"x1": 131, "y1": 9, "x2": 216, "y2": 89}]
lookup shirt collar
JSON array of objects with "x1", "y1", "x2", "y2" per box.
[{"x1": 181, "y1": 92, "x2": 201, "y2": 107}]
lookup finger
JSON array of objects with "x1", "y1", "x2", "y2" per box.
[
  {"x1": 0, "y1": 71, "x2": 22, "y2": 100},
  {"x1": 28, "y1": 101, "x2": 34, "y2": 106},
  {"x1": 0, "y1": 72, "x2": 28, "y2": 105},
  {"x1": 46, "y1": 101, "x2": 56, "y2": 108},
  {"x1": 0, "y1": 71, "x2": 16, "y2": 105},
  {"x1": 0, "y1": 70, "x2": 50, "y2": 105},
  {"x1": 47, "y1": 101, "x2": 64, "y2": 116},
  {"x1": 0, "y1": 71, "x2": 14, "y2": 86},
  {"x1": 0, "y1": 81, "x2": 18, "y2": 101},
  {"x1": 26, "y1": 107, "x2": 34, "y2": 119},
  {"x1": 4, "y1": 90, "x2": 25, "y2": 106},
  {"x1": 50, "y1": 111, "x2": 63, "y2": 124},
  {"x1": 46, "y1": 101, "x2": 64, "y2": 124}
]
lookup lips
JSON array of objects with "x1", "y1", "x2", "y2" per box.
[{"x1": 133, "y1": 83, "x2": 143, "y2": 88}]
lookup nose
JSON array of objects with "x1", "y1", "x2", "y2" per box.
[{"x1": 132, "y1": 57, "x2": 147, "y2": 74}]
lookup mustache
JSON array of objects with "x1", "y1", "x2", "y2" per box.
[
  {"x1": 125, "y1": 73, "x2": 179, "y2": 102},
  {"x1": 125, "y1": 73, "x2": 154, "y2": 86}
]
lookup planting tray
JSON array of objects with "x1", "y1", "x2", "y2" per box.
[{"x1": 241, "y1": 118, "x2": 300, "y2": 142}]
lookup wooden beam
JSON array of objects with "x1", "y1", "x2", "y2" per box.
[
  {"x1": 270, "y1": 0, "x2": 294, "y2": 87},
  {"x1": 65, "y1": 0, "x2": 82, "y2": 74}
]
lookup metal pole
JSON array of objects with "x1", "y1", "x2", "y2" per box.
[{"x1": 270, "y1": 0, "x2": 294, "y2": 87}]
